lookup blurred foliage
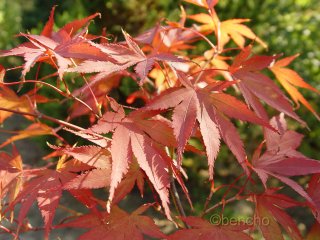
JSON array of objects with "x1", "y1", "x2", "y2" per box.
[{"x1": 0, "y1": 0, "x2": 23, "y2": 49}]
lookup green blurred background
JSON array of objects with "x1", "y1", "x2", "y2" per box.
[{"x1": 0, "y1": 0, "x2": 319, "y2": 238}]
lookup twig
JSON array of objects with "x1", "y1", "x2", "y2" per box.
[
  {"x1": 4, "y1": 80, "x2": 99, "y2": 118},
  {"x1": 58, "y1": 205, "x2": 82, "y2": 216},
  {"x1": 0, "y1": 107, "x2": 84, "y2": 131},
  {"x1": 0, "y1": 225, "x2": 19, "y2": 239},
  {"x1": 170, "y1": 175, "x2": 187, "y2": 217},
  {"x1": 70, "y1": 58, "x2": 102, "y2": 118},
  {"x1": 165, "y1": 147, "x2": 189, "y2": 228},
  {"x1": 203, "y1": 196, "x2": 238, "y2": 216},
  {"x1": 1, "y1": 107, "x2": 112, "y2": 142}
]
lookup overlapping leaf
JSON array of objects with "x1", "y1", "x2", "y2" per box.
[
  {"x1": 169, "y1": 216, "x2": 252, "y2": 240},
  {"x1": 0, "y1": 85, "x2": 35, "y2": 123},
  {"x1": 0, "y1": 123, "x2": 54, "y2": 148},
  {"x1": 144, "y1": 72, "x2": 274, "y2": 178},
  {"x1": 63, "y1": 168, "x2": 111, "y2": 190},
  {"x1": 52, "y1": 145, "x2": 111, "y2": 169},
  {"x1": 307, "y1": 174, "x2": 320, "y2": 222},
  {"x1": 252, "y1": 114, "x2": 320, "y2": 201},
  {"x1": 86, "y1": 101, "x2": 180, "y2": 219},
  {"x1": 68, "y1": 30, "x2": 186, "y2": 82},
  {"x1": 0, "y1": 147, "x2": 23, "y2": 219},
  {"x1": 254, "y1": 189, "x2": 303, "y2": 240},
  {"x1": 111, "y1": 160, "x2": 145, "y2": 205},
  {"x1": 188, "y1": 13, "x2": 266, "y2": 49},
  {"x1": 230, "y1": 45, "x2": 302, "y2": 123},
  {"x1": 58, "y1": 204, "x2": 165, "y2": 240},
  {"x1": 136, "y1": 8, "x2": 198, "y2": 54},
  {"x1": 6, "y1": 168, "x2": 76, "y2": 238},
  {"x1": 0, "y1": 7, "x2": 108, "y2": 79}
]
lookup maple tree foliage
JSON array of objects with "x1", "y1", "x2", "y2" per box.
[{"x1": 0, "y1": 1, "x2": 319, "y2": 239}]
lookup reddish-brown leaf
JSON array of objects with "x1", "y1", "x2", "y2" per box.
[
  {"x1": 111, "y1": 160, "x2": 145, "y2": 204},
  {"x1": 307, "y1": 174, "x2": 320, "y2": 222},
  {"x1": 230, "y1": 46, "x2": 303, "y2": 123},
  {"x1": 252, "y1": 114, "x2": 320, "y2": 202},
  {"x1": 0, "y1": 147, "x2": 23, "y2": 219},
  {"x1": 169, "y1": 216, "x2": 252, "y2": 240},
  {"x1": 0, "y1": 84, "x2": 34, "y2": 123},
  {"x1": 51, "y1": 145, "x2": 111, "y2": 169},
  {"x1": 69, "y1": 31, "x2": 185, "y2": 81},
  {"x1": 306, "y1": 221, "x2": 320, "y2": 240},
  {"x1": 87, "y1": 105, "x2": 181, "y2": 219},
  {"x1": 58, "y1": 205, "x2": 165, "y2": 240},
  {"x1": 144, "y1": 72, "x2": 273, "y2": 178},
  {"x1": 0, "y1": 11, "x2": 108, "y2": 79},
  {"x1": 63, "y1": 168, "x2": 111, "y2": 189},
  {"x1": 0, "y1": 123, "x2": 54, "y2": 148},
  {"x1": 7, "y1": 169, "x2": 76, "y2": 238},
  {"x1": 254, "y1": 190, "x2": 303, "y2": 240}
]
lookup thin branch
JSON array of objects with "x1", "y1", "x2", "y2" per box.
[
  {"x1": 4, "y1": 80, "x2": 98, "y2": 118},
  {"x1": 202, "y1": 171, "x2": 254, "y2": 217},
  {"x1": 166, "y1": 147, "x2": 189, "y2": 229},
  {"x1": 203, "y1": 196, "x2": 239, "y2": 216},
  {"x1": 0, "y1": 225, "x2": 19, "y2": 239},
  {"x1": 58, "y1": 204, "x2": 82, "y2": 216},
  {"x1": 194, "y1": 48, "x2": 219, "y2": 85},
  {"x1": 170, "y1": 175, "x2": 187, "y2": 217},
  {"x1": 70, "y1": 58, "x2": 102, "y2": 117},
  {"x1": 0, "y1": 107, "x2": 80, "y2": 132}
]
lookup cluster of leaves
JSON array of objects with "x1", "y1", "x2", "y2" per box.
[{"x1": 0, "y1": 0, "x2": 319, "y2": 239}]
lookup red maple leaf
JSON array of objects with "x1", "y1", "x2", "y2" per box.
[
  {"x1": 307, "y1": 174, "x2": 320, "y2": 222},
  {"x1": 144, "y1": 71, "x2": 273, "y2": 178},
  {"x1": 254, "y1": 189, "x2": 303, "y2": 240},
  {"x1": 63, "y1": 168, "x2": 111, "y2": 190},
  {"x1": 135, "y1": 8, "x2": 199, "y2": 54},
  {"x1": 51, "y1": 144, "x2": 112, "y2": 169},
  {"x1": 6, "y1": 168, "x2": 76, "y2": 238},
  {"x1": 0, "y1": 7, "x2": 108, "y2": 79},
  {"x1": 169, "y1": 216, "x2": 252, "y2": 240},
  {"x1": 68, "y1": 30, "x2": 186, "y2": 82},
  {"x1": 0, "y1": 147, "x2": 23, "y2": 218},
  {"x1": 58, "y1": 204, "x2": 165, "y2": 240},
  {"x1": 86, "y1": 100, "x2": 180, "y2": 219},
  {"x1": 230, "y1": 45, "x2": 303, "y2": 123},
  {"x1": 111, "y1": 160, "x2": 145, "y2": 205},
  {"x1": 252, "y1": 114, "x2": 320, "y2": 201}
]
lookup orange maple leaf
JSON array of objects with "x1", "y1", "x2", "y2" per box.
[
  {"x1": 188, "y1": 13, "x2": 266, "y2": 49},
  {"x1": 270, "y1": 54, "x2": 320, "y2": 120}
]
